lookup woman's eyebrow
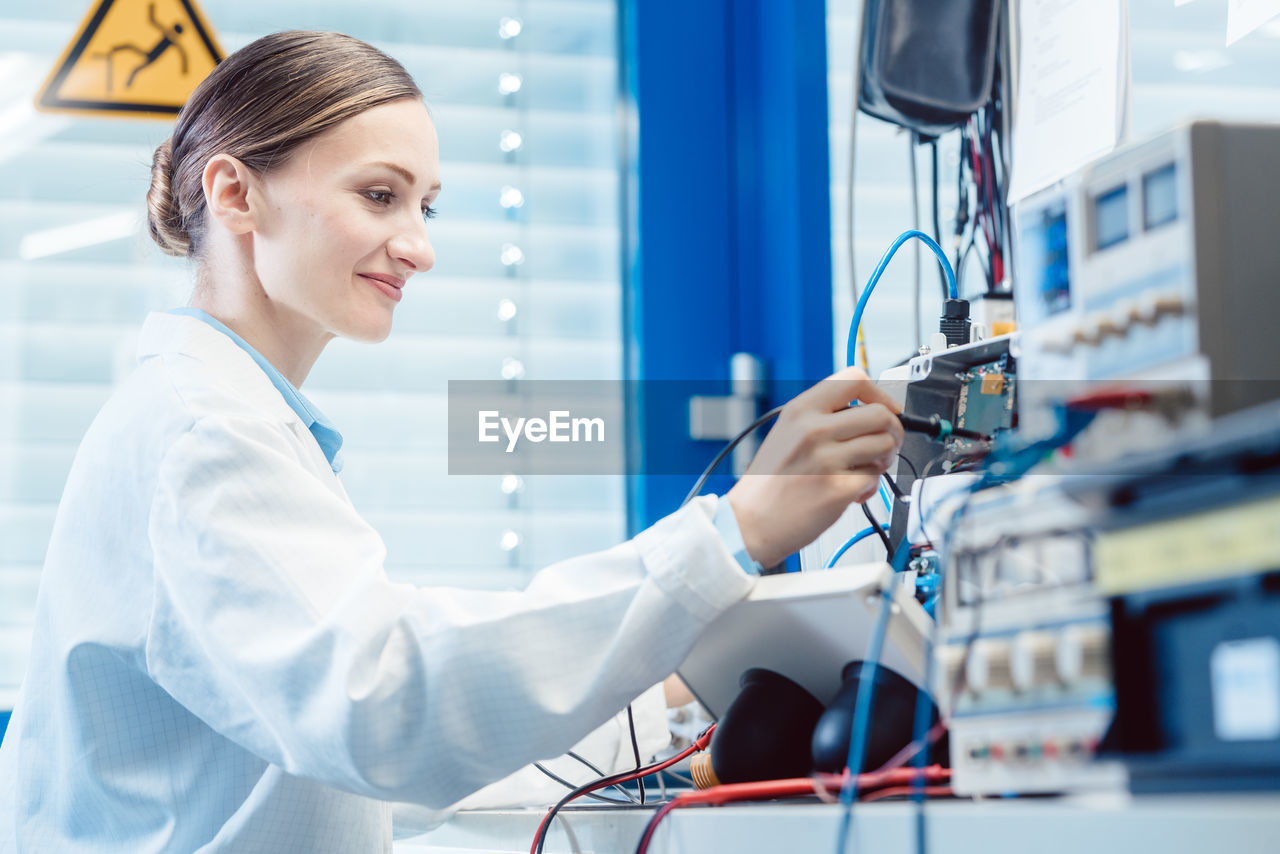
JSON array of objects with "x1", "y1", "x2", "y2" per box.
[{"x1": 361, "y1": 160, "x2": 442, "y2": 193}]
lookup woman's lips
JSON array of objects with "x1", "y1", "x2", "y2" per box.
[{"x1": 360, "y1": 273, "x2": 404, "y2": 302}]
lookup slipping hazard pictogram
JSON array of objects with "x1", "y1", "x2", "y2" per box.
[{"x1": 35, "y1": 0, "x2": 224, "y2": 121}]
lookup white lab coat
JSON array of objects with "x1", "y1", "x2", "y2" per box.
[{"x1": 0, "y1": 312, "x2": 754, "y2": 853}]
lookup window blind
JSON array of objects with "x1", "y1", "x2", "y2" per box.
[{"x1": 0, "y1": 0, "x2": 627, "y2": 708}]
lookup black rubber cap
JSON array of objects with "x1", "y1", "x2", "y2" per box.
[
  {"x1": 709, "y1": 668, "x2": 826, "y2": 784},
  {"x1": 811, "y1": 660, "x2": 944, "y2": 773}
]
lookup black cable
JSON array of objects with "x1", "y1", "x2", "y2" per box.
[
  {"x1": 626, "y1": 704, "x2": 646, "y2": 805},
  {"x1": 567, "y1": 749, "x2": 644, "y2": 803},
  {"x1": 952, "y1": 128, "x2": 970, "y2": 277},
  {"x1": 566, "y1": 750, "x2": 612, "y2": 778},
  {"x1": 980, "y1": 107, "x2": 1002, "y2": 291},
  {"x1": 536, "y1": 773, "x2": 629, "y2": 854},
  {"x1": 533, "y1": 749, "x2": 688, "y2": 854},
  {"x1": 896, "y1": 451, "x2": 920, "y2": 482},
  {"x1": 899, "y1": 413, "x2": 992, "y2": 443},
  {"x1": 535, "y1": 774, "x2": 630, "y2": 854},
  {"x1": 990, "y1": 77, "x2": 1012, "y2": 291},
  {"x1": 882, "y1": 470, "x2": 908, "y2": 502},
  {"x1": 535, "y1": 747, "x2": 648, "y2": 804},
  {"x1": 680, "y1": 404, "x2": 785, "y2": 508},
  {"x1": 860, "y1": 501, "x2": 892, "y2": 553},
  {"x1": 952, "y1": 124, "x2": 984, "y2": 299},
  {"x1": 971, "y1": 113, "x2": 996, "y2": 293},
  {"x1": 986, "y1": 106, "x2": 1005, "y2": 251},
  {"x1": 956, "y1": 229, "x2": 983, "y2": 297},
  {"x1": 988, "y1": 99, "x2": 1011, "y2": 291},
  {"x1": 532, "y1": 763, "x2": 637, "y2": 805},
  {"x1": 930, "y1": 139, "x2": 947, "y2": 301}
]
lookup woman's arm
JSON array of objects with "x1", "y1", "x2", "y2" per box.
[
  {"x1": 145, "y1": 413, "x2": 751, "y2": 808},
  {"x1": 143, "y1": 366, "x2": 900, "y2": 809}
]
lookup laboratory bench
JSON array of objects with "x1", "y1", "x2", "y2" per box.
[{"x1": 396, "y1": 792, "x2": 1280, "y2": 853}]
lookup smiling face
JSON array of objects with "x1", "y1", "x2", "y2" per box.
[{"x1": 248, "y1": 98, "x2": 441, "y2": 344}]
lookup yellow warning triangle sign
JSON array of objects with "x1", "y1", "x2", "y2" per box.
[{"x1": 35, "y1": 0, "x2": 224, "y2": 121}]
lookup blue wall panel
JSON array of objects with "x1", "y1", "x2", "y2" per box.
[{"x1": 622, "y1": 0, "x2": 834, "y2": 536}]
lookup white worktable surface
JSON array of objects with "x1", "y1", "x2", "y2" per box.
[{"x1": 396, "y1": 792, "x2": 1280, "y2": 854}]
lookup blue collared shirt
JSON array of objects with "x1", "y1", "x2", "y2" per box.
[
  {"x1": 713, "y1": 496, "x2": 763, "y2": 575},
  {"x1": 170, "y1": 308, "x2": 344, "y2": 473}
]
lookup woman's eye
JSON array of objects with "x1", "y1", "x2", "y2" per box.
[
  {"x1": 365, "y1": 189, "x2": 394, "y2": 205},
  {"x1": 422, "y1": 205, "x2": 438, "y2": 222}
]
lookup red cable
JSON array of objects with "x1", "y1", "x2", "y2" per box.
[
  {"x1": 860, "y1": 784, "x2": 955, "y2": 803},
  {"x1": 530, "y1": 726, "x2": 716, "y2": 854},
  {"x1": 632, "y1": 767, "x2": 951, "y2": 854},
  {"x1": 1064, "y1": 389, "x2": 1155, "y2": 411},
  {"x1": 539, "y1": 711, "x2": 953, "y2": 853},
  {"x1": 967, "y1": 117, "x2": 1002, "y2": 290}
]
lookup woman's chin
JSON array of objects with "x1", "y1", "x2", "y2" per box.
[{"x1": 340, "y1": 313, "x2": 394, "y2": 344}]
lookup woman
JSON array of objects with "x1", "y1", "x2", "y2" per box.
[{"x1": 0, "y1": 31, "x2": 903, "y2": 852}]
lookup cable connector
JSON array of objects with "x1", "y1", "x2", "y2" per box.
[
  {"x1": 939, "y1": 298, "x2": 971, "y2": 348},
  {"x1": 898, "y1": 412, "x2": 991, "y2": 443}
]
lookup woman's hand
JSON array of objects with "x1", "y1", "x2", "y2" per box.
[{"x1": 725, "y1": 366, "x2": 904, "y2": 569}]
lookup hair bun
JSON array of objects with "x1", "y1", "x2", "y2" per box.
[{"x1": 146, "y1": 138, "x2": 189, "y2": 257}]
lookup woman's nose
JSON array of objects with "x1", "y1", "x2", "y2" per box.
[{"x1": 389, "y1": 216, "x2": 435, "y2": 274}]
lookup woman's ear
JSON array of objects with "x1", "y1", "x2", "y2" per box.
[{"x1": 202, "y1": 153, "x2": 258, "y2": 236}]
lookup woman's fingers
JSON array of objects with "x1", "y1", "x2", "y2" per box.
[
  {"x1": 725, "y1": 368, "x2": 906, "y2": 568},
  {"x1": 823, "y1": 402, "x2": 905, "y2": 446},
  {"x1": 803, "y1": 366, "x2": 903, "y2": 414},
  {"x1": 835, "y1": 469, "x2": 885, "y2": 505},
  {"x1": 826, "y1": 430, "x2": 901, "y2": 473}
]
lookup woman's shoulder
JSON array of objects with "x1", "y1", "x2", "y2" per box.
[
  {"x1": 80, "y1": 330, "x2": 303, "y2": 465},
  {"x1": 74, "y1": 356, "x2": 314, "y2": 494},
  {"x1": 67, "y1": 312, "x2": 321, "y2": 486},
  {"x1": 129, "y1": 311, "x2": 306, "y2": 429}
]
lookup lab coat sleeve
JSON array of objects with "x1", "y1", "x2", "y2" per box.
[{"x1": 144, "y1": 413, "x2": 753, "y2": 808}]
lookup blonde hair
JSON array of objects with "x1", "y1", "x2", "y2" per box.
[{"x1": 147, "y1": 30, "x2": 421, "y2": 257}]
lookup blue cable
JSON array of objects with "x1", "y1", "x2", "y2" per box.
[
  {"x1": 903, "y1": 483, "x2": 981, "y2": 854},
  {"x1": 910, "y1": 630, "x2": 938, "y2": 854},
  {"x1": 824, "y1": 526, "x2": 879, "y2": 568},
  {"x1": 834, "y1": 585, "x2": 895, "y2": 854},
  {"x1": 817, "y1": 452, "x2": 890, "y2": 571},
  {"x1": 846, "y1": 230, "x2": 958, "y2": 368},
  {"x1": 824, "y1": 478, "x2": 893, "y2": 570}
]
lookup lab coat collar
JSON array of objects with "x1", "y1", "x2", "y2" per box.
[{"x1": 137, "y1": 311, "x2": 345, "y2": 473}]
